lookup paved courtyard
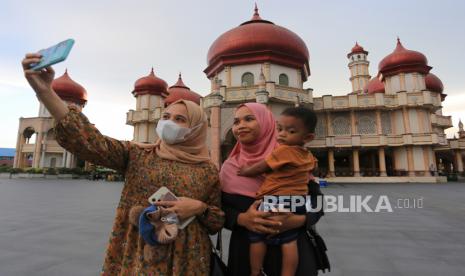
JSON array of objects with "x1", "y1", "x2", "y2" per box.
[{"x1": 0, "y1": 178, "x2": 464, "y2": 275}]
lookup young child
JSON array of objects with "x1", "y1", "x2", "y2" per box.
[{"x1": 238, "y1": 106, "x2": 317, "y2": 276}]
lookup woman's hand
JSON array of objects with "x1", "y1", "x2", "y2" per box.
[
  {"x1": 237, "y1": 200, "x2": 282, "y2": 235},
  {"x1": 21, "y1": 53, "x2": 69, "y2": 121},
  {"x1": 155, "y1": 197, "x2": 207, "y2": 221},
  {"x1": 267, "y1": 213, "x2": 306, "y2": 236},
  {"x1": 21, "y1": 53, "x2": 55, "y2": 94}
]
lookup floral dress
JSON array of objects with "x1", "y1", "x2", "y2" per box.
[{"x1": 54, "y1": 106, "x2": 224, "y2": 275}]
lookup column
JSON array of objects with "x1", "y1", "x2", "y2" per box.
[
  {"x1": 32, "y1": 131, "x2": 43, "y2": 168},
  {"x1": 326, "y1": 112, "x2": 333, "y2": 136},
  {"x1": 350, "y1": 111, "x2": 356, "y2": 135},
  {"x1": 328, "y1": 149, "x2": 335, "y2": 177},
  {"x1": 378, "y1": 147, "x2": 387, "y2": 176},
  {"x1": 455, "y1": 150, "x2": 464, "y2": 173},
  {"x1": 353, "y1": 149, "x2": 360, "y2": 177},
  {"x1": 66, "y1": 152, "x2": 72, "y2": 168},
  {"x1": 209, "y1": 106, "x2": 222, "y2": 169},
  {"x1": 402, "y1": 107, "x2": 411, "y2": 134},
  {"x1": 40, "y1": 134, "x2": 47, "y2": 168},
  {"x1": 376, "y1": 110, "x2": 382, "y2": 135},
  {"x1": 407, "y1": 146, "x2": 415, "y2": 176},
  {"x1": 13, "y1": 131, "x2": 23, "y2": 168},
  {"x1": 62, "y1": 151, "x2": 67, "y2": 167}
]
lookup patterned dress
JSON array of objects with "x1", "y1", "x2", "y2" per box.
[{"x1": 54, "y1": 106, "x2": 224, "y2": 275}]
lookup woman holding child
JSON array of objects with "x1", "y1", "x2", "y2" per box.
[
  {"x1": 221, "y1": 103, "x2": 324, "y2": 276},
  {"x1": 22, "y1": 54, "x2": 224, "y2": 275}
]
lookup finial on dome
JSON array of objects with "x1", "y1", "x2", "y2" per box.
[
  {"x1": 251, "y1": 3, "x2": 262, "y2": 20},
  {"x1": 178, "y1": 72, "x2": 182, "y2": 80},
  {"x1": 150, "y1": 67, "x2": 155, "y2": 75},
  {"x1": 459, "y1": 118, "x2": 464, "y2": 131},
  {"x1": 64, "y1": 68, "x2": 68, "y2": 75}
]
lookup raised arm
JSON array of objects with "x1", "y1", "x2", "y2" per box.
[
  {"x1": 22, "y1": 53, "x2": 69, "y2": 121},
  {"x1": 22, "y1": 53, "x2": 130, "y2": 173}
]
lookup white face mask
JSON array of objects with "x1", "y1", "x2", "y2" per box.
[{"x1": 156, "y1": 119, "x2": 197, "y2": 144}]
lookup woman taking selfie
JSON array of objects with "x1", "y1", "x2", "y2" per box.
[{"x1": 22, "y1": 53, "x2": 224, "y2": 275}]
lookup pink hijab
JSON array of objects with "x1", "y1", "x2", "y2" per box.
[{"x1": 220, "y1": 103, "x2": 279, "y2": 197}]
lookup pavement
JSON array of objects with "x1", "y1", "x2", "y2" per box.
[{"x1": 0, "y1": 179, "x2": 464, "y2": 276}]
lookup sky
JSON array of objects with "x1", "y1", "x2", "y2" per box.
[{"x1": 1, "y1": 0, "x2": 465, "y2": 148}]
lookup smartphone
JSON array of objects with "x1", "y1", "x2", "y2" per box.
[
  {"x1": 30, "y1": 39, "x2": 75, "y2": 71},
  {"x1": 148, "y1": 186, "x2": 196, "y2": 229}
]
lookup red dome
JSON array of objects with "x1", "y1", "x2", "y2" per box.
[
  {"x1": 364, "y1": 76, "x2": 385, "y2": 94},
  {"x1": 204, "y1": 5, "x2": 310, "y2": 81},
  {"x1": 133, "y1": 68, "x2": 168, "y2": 97},
  {"x1": 165, "y1": 74, "x2": 201, "y2": 106},
  {"x1": 52, "y1": 70, "x2": 87, "y2": 106},
  {"x1": 378, "y1": 38, "x2": 431, "y2": 78},
  {"x1": 347, "y1": 42, "x2": 368, "y2": 58},
  {"x1": 425, "y1": 73, "x2": 444, "y2": 93}
]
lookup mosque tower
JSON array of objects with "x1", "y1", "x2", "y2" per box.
[
  {"x1": 14, "y1": 70, "x2": 87, "y2": 169},
  {"x1": 127, "y1": 68, "x2": 168, "y2": 143},
  {"x1": 347, "y1": 42, "x2": 371, "y2": 94}
]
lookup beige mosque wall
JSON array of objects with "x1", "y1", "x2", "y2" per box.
[
  {"x1": 413, "y1": 146, "x2": 425, "y2": 171},
  {"x1": 409, "y1": 109, "x2": 420, "y2": 133},
  {"x1": 394, "y1": 110, "x2": 405, "y2": 134},
  {"x1": 268, "y1": 64, "x2": 301, "y2": 88},
  {"x1": 269, "y1": 102, "x2": 292, "y2": 118},
  {"x1": 394, "y1": 147, "x2": 408, "y2": 170},
  {"x1": 230, "y1": 64, "x2": 262, "y2": 86},
  {"x1": 42, "y1": 153, "x2": 63, "y2": 168}
]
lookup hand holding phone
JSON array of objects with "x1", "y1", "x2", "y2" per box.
[
  {"x1": 29, "y1": 39, "x2": 75, "y2": 71},
  {"x1": 148, "y1": 187, "x2": 196, "y2": 229}
]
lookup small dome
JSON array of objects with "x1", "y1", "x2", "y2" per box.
[
  {"x1": 347, "y1": 42, "x2": 368, "y2": 58},
  {"x1": 52, "y1": 70, "x2": 87, "y2": 106},
  {"x1": 164, "y1": 74, "x2": 201, "y2": 106},
  {"x1": 364, "y1": 76, "x2": 385, "y2": 94},
  {"x1": 133, "y1": 68, "x2": 168, "y2": 97},
  {"x1": 205, "y1": 4, "x2": 310, "y2": 80},
  {"x1": 425, "y1": 73, "x2": 444, "y2": 93},
  {"x1": 378, "y1": 38, "x2": 431, "y2": 78}
]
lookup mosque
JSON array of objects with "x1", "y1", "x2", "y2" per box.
[{"x1": 14, "y1": 6, "x2": 465, "y2": 182}]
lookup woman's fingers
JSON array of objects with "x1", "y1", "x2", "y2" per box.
[
  {"x1": 253, "y1": 224, "x2": 278, "y2": 235},
  {"x1": 23, "y1": 69, "x2": 43, "y2": 75},
  {"x1": 25, "y1": 53, "x2": 42, "y2": 58},
  {"x1": 154, "y1": 200, "x2": 176, "y2": 207},
  {"x1": 22, "y1": 57, "x2": 42, "y2": 70},
  {"x1": 45, "y1": 66, "x2": 55, "y2": 74},
  {"x1": 254, "y1": 217, "x2": 281, "y2": 227},
  {"x1": 163, "y1": 207, "x2": 177, "y2": 214}
]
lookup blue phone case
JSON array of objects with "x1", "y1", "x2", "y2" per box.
[{"x1": 30, "y1": 39, "x2": 75, "y2": 71}]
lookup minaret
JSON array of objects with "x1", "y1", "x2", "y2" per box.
[
  {"x1": 458, "y1": 119, "x2": 465, "y2": 138},
  {"x1": 255, "y1": 67, "x2": 269, "y2": 104},
  {"x1": 347, "y1": 42, "x2": 371, "y2": 94},
  {"x1": 128, "y1": 68, "x2": 168, "y2": 143}
]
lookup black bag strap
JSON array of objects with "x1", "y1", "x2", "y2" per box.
[{"x1": 213, "y1": 229, "x2": 223, "y2": 258}]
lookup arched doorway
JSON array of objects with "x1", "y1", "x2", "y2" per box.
[
  {"x1": 50, "y1": 158, "x2": 56, "y2": 168},
  {"x1": 221, "y1": 129, "x2": 236, "y2": 164},
  {"x1": 23, "y1": 127, "x2": 36, "y2": 144}
]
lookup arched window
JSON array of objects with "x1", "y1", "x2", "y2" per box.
[
  {"x1": 50, "y1": 158, "x2": 56, "y2": 168},
  {"x1": 279, "y1": 74, "x2": 289, "y2": 86},
  {"x1": 241, "y1": 72, "x2": 254, "y2": 86}
]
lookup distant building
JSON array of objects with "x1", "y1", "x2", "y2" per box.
[
  {"x1": 13, "y1": 70, "x2": 87, "y2": 169},
  {"x1": 16, "y1": 6, "x2": 465, "y2": 182},
  {"x1": 0, "y1": 148, "x2": 15, "y2": 167}
]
